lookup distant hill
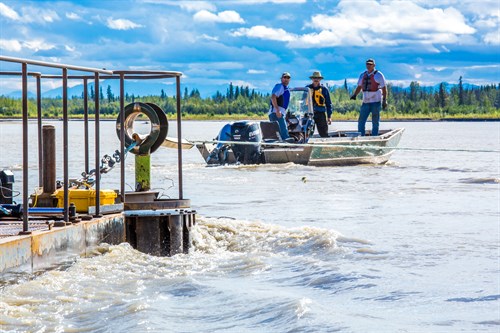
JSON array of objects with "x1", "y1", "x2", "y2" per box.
[
  {"x1": 0, "y1": 80, "x2": 490, "y2": 99},
  {"x1": 3, "y1": 90, "x2": 37, "y2": 99}
]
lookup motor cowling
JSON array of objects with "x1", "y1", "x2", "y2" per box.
[
  {"x1": 207, "y1": 121, "x2": 262, "y2": 164},
  {"x1": 230, "y1": 121, "x2": 262, "y2": 164}
]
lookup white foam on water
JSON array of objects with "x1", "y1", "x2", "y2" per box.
[{"x1": 192, "y1": 216, "x2": 344, "y2": 257}]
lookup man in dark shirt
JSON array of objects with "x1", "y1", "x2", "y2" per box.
[{"x1": 307, "y1": 71, "x2": 332, "y2": 137}]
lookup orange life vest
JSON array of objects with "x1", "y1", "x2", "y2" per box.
[{"x1": 362, "y1": 70, "x2": 379, "y2": 92}]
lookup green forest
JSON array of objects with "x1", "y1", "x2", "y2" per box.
[{"x1": 1, "y1": 77, "x2": 499, "y2": 120}]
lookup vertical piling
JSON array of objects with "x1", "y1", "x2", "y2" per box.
[
  {"x1": 168, "y1": 214, "x2": 183, "y2": 255},
  {"x1": 36, "y1": 75, "x2": 43, "y2": 188},
  {"x1": 42, "y1": 125, "x2": 56, "y2": 194},
  {"x1": 62, "y1": 67, "x2": 69, "y2": 222},
  {"x1": 21, "y1": 62, "x2": 29, "y2": 234}
]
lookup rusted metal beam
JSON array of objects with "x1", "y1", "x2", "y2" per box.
[
  {"x1": 83, "y1": 78, "x2": 89, "y2": 174},
  {"x1": 21, "y1": 63, "x2": 29, "y2": 234},
  {"x1": 0, "y1": 55, "x2": 113, "y2": 74},
  {"x1": 42, "y1": 125, "x2": 56, "y2": 194},
  {"x1": 176, "y1": 76, "x2": 183, "y2": 199},
  {"x1": 120, "y1": 74, "x2": 125, "y2": 203},
  {"x1": 62, "y1": 68, "x2": 69, "y2": 222},
  {"x1": 94, "y1": 73, "x2": 101, "y2": 217},
  {"x1": 36, "y1": 75, "x2": 43, "y2": 187}
]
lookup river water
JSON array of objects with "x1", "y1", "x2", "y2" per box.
[{"x1": 0, "y1": 120, "x2": 499, "y2": 332}]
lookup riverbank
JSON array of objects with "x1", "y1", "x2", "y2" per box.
[{"x1": 1, "y1": 114, "x2": 499, "y2": 121}]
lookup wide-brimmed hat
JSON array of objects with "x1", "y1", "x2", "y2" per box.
[{"x1": 309, "y1": 71, "x2": 323, "y2": 79}]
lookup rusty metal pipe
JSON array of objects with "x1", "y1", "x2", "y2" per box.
[
  {"x1": 21, "y1": 63, "x2": 29, "y2": 233},
  {"x1": 94, "y1": 73, "x2": 101, "y2": 216},
  {"x1": 37, "y1": 75, "x2": 43, "y2": 187},
  {"x1": 176, "y1": 76, "x2": 183, "y2": 199},
  {"x1": 42, "y1": 125, "x2": 56, "y2": 194},
  {"x1": 62, "y1": 68, "x2": 69, "y2": 222},
  {"x1": 83, "y1": 78, "x2": 89, "y2": 174},
  {"x1": 0, "y1": 56, "x2": 113, "y2": 74},
  {"x1": 120, "y1": 74, "x2": 125, "y2": 203}
]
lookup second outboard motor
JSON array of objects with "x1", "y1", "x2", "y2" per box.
[{"x1": 231, "y1": 121, "x2": 262, "y2": 164}]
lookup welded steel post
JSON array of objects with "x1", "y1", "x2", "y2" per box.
[
  {"x1": 21, "y1": 62, "x2": 29, "y2": 233},
  {"x1": 62, "y1": 68, "x2": 69, "y2": 222},
  {"x1": 37, "y1": 75, "x2": 43, "y2": 187},
  {"x1": 135, "y1": 154, "x2": 151, "y2": 191},
  {"x1": 120, "y1": 74, "x2": 125, "y2": 202},
  {"x1": 94, "y1": 73, "x2": 101, "y2": 216},
  {"x1": 176, "y1": 76, "x2": 183, "y2": 199},
  {"x1": 168, "y1": 214, "x2": 183, "y2": 255},
  {"x1": 83, "y1": 78, "x2": 89, "y2": 174},
  {"x1": 42, "y1": 125, "x2": 56, "y2": 194}
]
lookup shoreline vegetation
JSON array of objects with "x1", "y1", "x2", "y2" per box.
[
  {"x1": 0, "y1": 114, "x2": 499, "y2": 121},
  {"x1": 1, "y1": 80, "x2": 499, "y2": 121}
]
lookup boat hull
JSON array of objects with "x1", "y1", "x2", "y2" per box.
[{"x1": 196, "y1": 128, "x2": 405, "y2": 167}]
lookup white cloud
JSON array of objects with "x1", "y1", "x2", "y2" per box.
[
  {"x1": 65, "y1": 45, "x2": 75, "y2": 52},
  {"x1": 199, "y1": 34, "x2": 219, "y2": 41},
  {"x1": 179, "y1": 1, "x2": 216, "y2": 12},
  {"x1": 21, "y1": 7, "x2": 60, "y2": 23},
  {"x1": 141, "y1": 0, "x2": 217, "y2": 12},
  {"x1": 483, "y1": 31, "x2": 500, "y2": 45},
  {"x1": 190, "y1": 62, "x2": 244, "y2": 70},
  {"x1": 23, "y1": 39, "x2": 55, "y2": 51},
  {"x1": 193, "y1": 10, "x2": 244, "y2": 23},
  {"x1": 234, "y1": 1, "x2": 477, "y2": 48},
  {"x1": 232, "y1": 25, "x2": 296, "y2": 41},
  {"x1": 247, "y1": 69, "x2": 267, "y2": 74},
  {"x1": 106, "y1": 18, "x2": 143, "y2": 30},
  {"x1": 66, "y1": 12, "x2": 82, "y2": 20},
  {"x1": 304, "y1": 1, "x2": 475, "y2": 46},
  {"x1": 0, "y1": 2, "x2": 20, "y2": 20},
  {"x1": 0, "y1": 39, "x2": 22, "y2": 52},
  {"x1": 0, "y1": 38, "x2": 54, "y2": 52},
  {"x1": 228, "y1": 0, "x2": 306, "y2": 3}
]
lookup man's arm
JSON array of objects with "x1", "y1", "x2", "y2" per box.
[
  {"x1": 381, "y1": 86, "x2": 388, "y2": 109},
  {"x1": 324, "y1": 87, "x2": 333, "y2": 122},
  {"x1": 350, "y1": 86, "x2": 362, "y2": 99}
]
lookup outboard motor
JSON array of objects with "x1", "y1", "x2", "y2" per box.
[
  {"x1": 207, "y1": 121, "x2": 262, "y2": 164},
  {"x1": 231, "y1": 121, "x2": 262, "y2": 164}
]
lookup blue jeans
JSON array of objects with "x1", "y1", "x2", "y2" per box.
[
  {"x1": 269, "y1": 113, "x2": 289, "y2": 140},
  {"x1": 358, "y1": 102, "x2": 381, "y2": 136}
]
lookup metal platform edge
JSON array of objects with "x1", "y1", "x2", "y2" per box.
[{"x1": 0, "y1": 213, "x2": 125, "y2": 274}]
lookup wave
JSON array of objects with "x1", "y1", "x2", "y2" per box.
[
  {"x1": 459, "y1": 177, "x2": 499, "y2": 184},
  {"x1": 192, "y1": 216, "x2": 344, "y2": 257}
]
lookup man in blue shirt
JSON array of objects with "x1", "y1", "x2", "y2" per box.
[{"x1": 269, "y1": 72, "x2": 291, "y2": 140}]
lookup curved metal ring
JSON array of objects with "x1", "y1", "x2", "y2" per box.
[{"x1": 116, "y1": 102, "x2": 169, "y2": 155}]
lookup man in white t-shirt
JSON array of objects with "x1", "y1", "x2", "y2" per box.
[{"x1": 350, "y1": 59, "x2": 388, "y2": 136}]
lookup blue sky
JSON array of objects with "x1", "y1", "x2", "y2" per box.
[{"x1": 0, "y1": 0, "x2": 499, "y2": 96}]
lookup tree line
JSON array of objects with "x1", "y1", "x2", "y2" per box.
[{"x1": 0, "y1": 78, "x2": 499, "y2": 119}]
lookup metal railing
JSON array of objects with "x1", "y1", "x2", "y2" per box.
[{"x1": 0, "y1": 56, "x2": 184, "y2": 234}]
